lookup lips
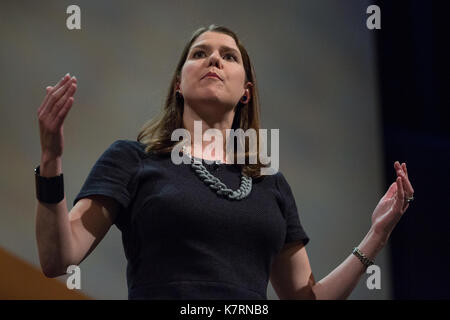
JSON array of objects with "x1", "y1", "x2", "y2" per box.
[{"x1": 202, "y1": 71, "x2": 222, "y2": 80}]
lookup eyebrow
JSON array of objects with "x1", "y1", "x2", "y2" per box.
[{"x1": 190, "y1": 44, "x2": 240, "y2": 56}]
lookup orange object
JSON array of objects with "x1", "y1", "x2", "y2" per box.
[{"x1": 0, "y1": 246, "x2": 91, "y2": 300}]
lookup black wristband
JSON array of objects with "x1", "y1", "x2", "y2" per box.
[{"x1": 34, "y1": 165, "x2": 65, "y2": 204}]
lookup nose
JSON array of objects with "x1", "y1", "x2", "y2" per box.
[{"x1": 207, "y1": 51, "x2": 222, "y2": 69}]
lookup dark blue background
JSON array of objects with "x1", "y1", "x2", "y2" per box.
[{"x1": 376, "y1": 0, "x2": 450, "y2": 299}]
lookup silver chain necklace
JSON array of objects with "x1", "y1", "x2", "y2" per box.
[{"x1": 182, "y1": 146, "x2": 252, "y2": 200}]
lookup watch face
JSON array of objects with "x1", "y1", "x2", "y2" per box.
[{"x1": 34, "y1": 166, "x2": 40, "y2": 175}]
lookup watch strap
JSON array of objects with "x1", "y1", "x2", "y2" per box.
[{"x1": 352, "y1": 247, "x2": 374, "y2": 269}]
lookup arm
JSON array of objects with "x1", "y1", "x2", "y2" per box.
[
  {"x1": 270, "y1": 228, "x2": 384, "y2": 300},
  {"x1": 311, "y1": 227, "x2": 384, "y2": 299},
  {"x1": 35, "y1": 156, "x2": 120, "y2": 278},
  {"x1": 35, "y1": 75, "x2": 121, "y2": 277},
  {"x1": 35, "y1": 156, "x2": 75, "y2": 278},
  {"x1": 271, "y1": 161, "x2": 414, "y2": 300}
]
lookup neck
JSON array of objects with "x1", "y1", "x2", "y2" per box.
[{"x1": 182, "y1": 106, "x2": 235, "y2": 163}]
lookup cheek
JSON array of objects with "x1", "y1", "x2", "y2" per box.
[
  {"x1": 228, "y1": 68, "x2": 246, "y2": 89},
  {"x1": 180, "y1": 63, "x2": 202, "y2": 90},
  {"x1": 182, "y1": 62, "x2": 194, "y2": 75}
]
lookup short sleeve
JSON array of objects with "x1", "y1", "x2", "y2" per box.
[
  {"x1": 276, "y1": 172, "x2": 310, "y2": 246},
  {"x1": 73, "y1": 140, "x2": 142, "y2": 228}
]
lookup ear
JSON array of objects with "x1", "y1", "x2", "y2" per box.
[
  {"x1": 243, "y1": 81, "x2": 253, "y2": 101},
  {"x1": 175, "y1": 76, "x2": 181, "y2": 92}
]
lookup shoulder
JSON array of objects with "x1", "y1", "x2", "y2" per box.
[
  {"x1": 110, "y1": 139, "x2": 146, "y2": 152},
  {"x1": 273, "y1": 170, "x2": 290, "y2": 190},
  {"x1": 272, "y1": 171, "x2": 296, "y2": 202},
  {"x1": 105, "y1": 139, "x2": 148, "y2": 159},
  {"x1": 253, "y1": 169, "x2": 287, "y2": 184}
]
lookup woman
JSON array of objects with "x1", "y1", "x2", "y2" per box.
[{"x1": 35, "y1": 25, "x2": 414, "y2": 300}]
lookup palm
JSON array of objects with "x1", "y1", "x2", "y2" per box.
[
  {"x1": 371, "y1": 182, "x2": 403, "y2": 237},
  {"x1": 370, "y1": 162, "x2": 414, "y2": 240}
]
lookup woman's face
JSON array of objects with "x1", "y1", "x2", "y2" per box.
[{"x1": 178, "y1": 31, "x2": 250, "y2": 112}]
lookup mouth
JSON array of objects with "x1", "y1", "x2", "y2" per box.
[{"x1": 202, "y1": 72, "x2": 222, "y2": 81}]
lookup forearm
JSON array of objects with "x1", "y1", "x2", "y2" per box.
[
  {"x1": 311, "y1": 227, "x2": 386, "y2": 300},
  {"x1": 35, "y1": 156, "x2": 75, "y2": 277}
]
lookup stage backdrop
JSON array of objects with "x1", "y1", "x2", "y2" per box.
[{"x1": 0, "y1": 0, "x2": 389, "y2": 299}]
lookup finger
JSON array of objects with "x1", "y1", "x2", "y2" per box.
[
  {"x1": 50, "y1": 83, "x2": 77, "y2": 120},
  {"x1": 38, "y1": 74, "x2": 71, "y2": 116},
  {"x1": 395, "y1": 161, "x2": 408, "y2": 176},
  {"x1": 403, "y1": 163, "x2": 414, "y2": 194},
  {"x1": 382, "y1": 182, "x2": 397, "y2": 201},
  {"x1": 54, "y1": 77, "x2": 75, "y2": 97},
  {"x1": 394, "y1": 161, "x2": 403, "y2": 179},
  {"x1": 395, "y1": 176, "x2": 405, "y2": 212},
  {"x1": 388, "y1": 185, "x2": 398, "y2": 203},
  {"x1": 47, "y1": 77, "x2": 76, "y2": 115},
  {"x1": 394, "y1": 161, "x2": 413, "y2": 195},
  {"x1": 54, "y1": 96, "x2": 74, "y2": 128},
  {"x1": 397, "y1": 168, "x2": 414, "y2": 197},
  {"x1": 53, "y1": 73, "x2": 71, "y2": 91},
  {"x1": 38, "y1": 86, "x2": 56, "y2": 116},
  {"x1": 45, "y1": 74, "x2": 71, "y2": 104},
  {"x1": 399, "y1": 176, "x2": 410, "y2": 211},
  {"x1": 402, "y1": 163, "x2": 408, "y2": 178},
  {"x1": 394, "y1": 161, "x2": 405, "y2": 176}
]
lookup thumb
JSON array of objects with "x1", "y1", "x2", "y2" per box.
[{"x1": 382, "y1": 182, "x2": 397, "y2": 201}]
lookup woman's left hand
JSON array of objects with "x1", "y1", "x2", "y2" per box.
[{"x1": 371, "y1": 161, "x2": 415, "y2": 242}]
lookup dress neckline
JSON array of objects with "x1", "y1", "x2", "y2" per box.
[{"x1": 181, "y1": 148, "x2": 235, "y2": 166}]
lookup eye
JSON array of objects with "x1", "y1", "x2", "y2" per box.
[
  {"x1": 224, "y1": 53, "x2": 238, "y2": 61},
  {"x1": 193, "y1": 50, "x2": 206, "y2": 58}
]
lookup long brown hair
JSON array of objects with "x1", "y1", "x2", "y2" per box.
[{"x1": 137, "y1": 24, "x2": 269, "y2": 179}]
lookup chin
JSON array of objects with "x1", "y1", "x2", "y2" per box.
[{"x1": 196, "y1": 91, "x2": 223, "y2": 103}]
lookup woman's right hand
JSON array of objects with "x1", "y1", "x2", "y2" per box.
[{"x1": 37, "y1": 74, "x2": 77, "y2": 160}]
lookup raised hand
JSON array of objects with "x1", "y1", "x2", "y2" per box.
[
  {"x1": 371, "y1": 161, "x2": 415, "y2": 241},
  {"x1": 37, "y1": 73, "x2": 77, "y2": 159}
]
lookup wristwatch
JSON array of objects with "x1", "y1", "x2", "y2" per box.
[{"x1": 35, "y1": 165, "x2": 65, "y2": 203}]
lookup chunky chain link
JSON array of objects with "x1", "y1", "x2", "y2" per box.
[{"x1": 182, "y1": 146, "x2": 252, "y2": 200}]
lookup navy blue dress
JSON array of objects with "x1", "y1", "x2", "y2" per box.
[{"x1": 73, "y1": 140, "x2": 310, "y2": 300}]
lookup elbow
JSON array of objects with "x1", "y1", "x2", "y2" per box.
[
  {"x1": 309, "y1": 283, "x2": 348, "y2": 300},
  {"x1": 37, "y1": 250, "x2": 74, "y2": 278},
  {"x1": 41, "y1": 263, "x2": 67, "y2": 278},
  {"x1": 294, "y1": 285, "x2": 317, "y2": 300},
  {"x1": 42, "y1": 268, "x2": 58, "y2": 278},
  {"x1": 279, "y1": 285, "x2": 317, "y2": 300}
]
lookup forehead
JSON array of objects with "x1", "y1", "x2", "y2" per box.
[{"x1": 190, "y1": 31, "x2": 239, "y2": 51}]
